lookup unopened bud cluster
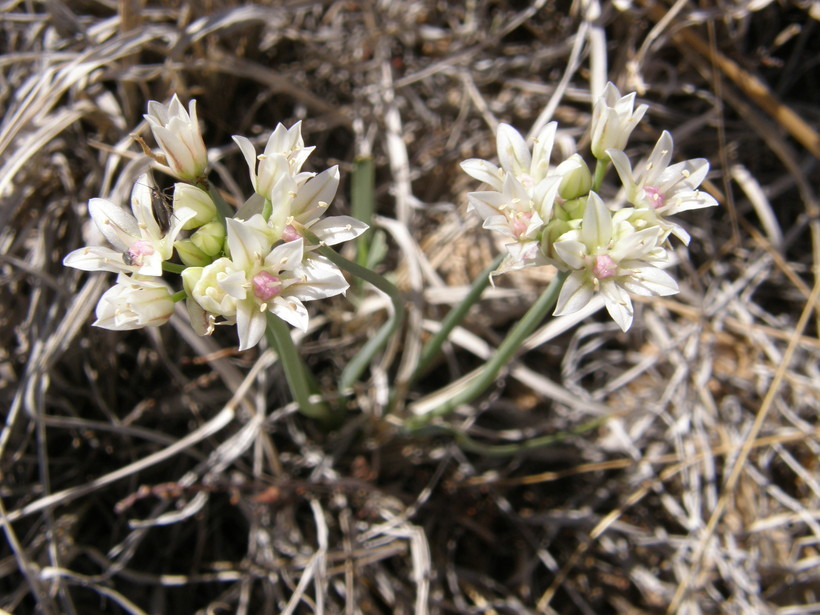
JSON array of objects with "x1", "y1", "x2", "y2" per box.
[{"x1": 460, "y1": 83, "x2": 717, "y2": 331}]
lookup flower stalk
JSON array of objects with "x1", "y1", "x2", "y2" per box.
[
  {"x1": 311, "y1": 240, "x2": 405, "y2": 399},
  {"x1": 404, "y1": 271, "x2": 567, "y2": 432},
  {"x1": 264, "y1": 312, "x2": 338, "y2": 425},
  {"x1": 411, "y1": 253, "x2": 503, "y2": 383}
]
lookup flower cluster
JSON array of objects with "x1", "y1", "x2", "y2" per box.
[
  {"x1": 64, "y1": 95, "x2": 367, "y2": 350},
  {"x1": 461, "y1": 83, "x2": 717, "y2": 331}
]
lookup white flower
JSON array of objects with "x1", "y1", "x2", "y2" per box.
[
  {"x1": 553, "y1": 192, "x2": 678, "y2": 331},
  {"x1": 233, "y1": 164, "x2": 369, "y2": 247},
  {"x1": 144, "y1": 95, "x2": 208, "y2": 180},
  {"x1": 185, "y1": 215, "x2": 349, "y2": 350},
  {"x1": 182, "y1": 257, "x2": 243, "y2": 319},
  {"x1": 460, "y1": 122, "x2": 562, "y2": 273},
  {"x1": 607, "y1": 131, "x2": 718, "y2": 244},
  {"x1": 461, "y1": 122, "x2": 558, "y2": 192},
  {"x1": 233, "y1": 122, "x2": 315, "y2": 199},
  {"x1": 590, "y1": 82, "x2": 648, "y2": 160},
  {"x1": 63, "y1": 175, "x2": 194, "y2": 276},
  {"x1": 94, "y1": 274, "x2": 176, "y2": 330}
]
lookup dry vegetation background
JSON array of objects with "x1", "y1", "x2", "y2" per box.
[{"x1": 1, "y1": 0, "x2": 819, "y2": 613}]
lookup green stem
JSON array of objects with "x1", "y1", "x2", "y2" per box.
[
  {"x1": 207, "y1": 186, "x2": 233, "y2": 228},
  {"x1": 171, "y1": 290, "x2": 186, "y2": 303},
  {"x1": 411, "y1": 254, "x2": 503, "y2": 383},
  {"x1": 162, "y1": 261, "x2": 186, "y2": 274},
  {"x1": 351, "y1": 156, "x2": 375, "y2": 271},
  {"x1": 265, "y1": 312, "x2": 338, "y2": 426},
  {"x1": 427, "y1": 414, "x2": 610, "y2": 456},
  {"x1": 592, "y1": 159, "x2": 609, "y2": 193},
  {"x1": 312, "y1": 241, "x2": 404, "y2": 397},
  {"x1": 404, "y1": 271, "x2": 568, "y2": 431}
]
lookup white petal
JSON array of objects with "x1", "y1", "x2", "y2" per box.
[
  {"x1": 658, "y1": 159, "x2": 710, "y2": 194},
  {"x1": 226, "y1": 215, "x2": 270, "y2": 269},
  {"x1": 600, "y1": 280, "x2": 633, "y2": 331},
  {"x1": 623, "y1": 265, "x2": 679, "y2": 296},
  {"x1": 668, "y1": 223, "x2": 691, "y2": 245},
  {"x1": 466, "y1": 191, "x2": 507, "y2": 220},
  {"x1": 236, "y1": 301, "x2": 266, "y2": 351},
  {"x1": 665, "y1": 189, "x2": 718, "y2": 215},
  {"x1": 89, "y1": 198, "x2": 138, "y2": 251},
  {"x1": 218, "y1": 270, "x2": 248, "y2": 300},
  {"x1": 553, "y1": 239, "x2": 587, "y2": 270},
  {"x1": 460, "y1": 159, "x2": 503, "y2": 191},
  {"x1": 292, "y1": 256, "x2": 349, "y2": 300},
  {"x1": 532, "y1": 175, "x2": 560, "y2": 222},
  {"x1": 130, "y1": 175, "x2": 161, "y2": 238},
  {"x1": 310, "y1": 216, "x2": 369, "y2": 245},
  {"x1": 601, "y1": 81, "x2": 620, "y2": 105},
  {"x1": 643, "y1": 131, "x2": 673, "y2": 186},
  {"x1": 606, "y1": 148, "x2": 637, "y2": 197},
  {"x1": 185, "y1": 297, "x2": 213, "y2": 336},
  {"x1": 554, "y1": 271, "x2": 594, "y2": 316},
  {"x1": 152, "y1": 125, "x2": 198, "y2": 178},
  {"x1": 581, "y1": 192, "x2": 612, "y2": 248},
  {"x1": 267, "y1": 171, "x2": 297, "y2": 234},
  {"x1": 145, "y1": 99, "x2": 170, "y2": 124},
  {"x1": 232, "y1": 135, "x2": 260, "y2": 190},
  {"x1": 482, "y1": 214, "x2": 516, "y2": 238},
  {"x1": 610, "y1": 226, "x2": 661, "y2": 261},
  {"x1": 63, "y1": 245, "x2": 130, "y2": 274},
  {"x1": 265, "y1": 123, "x2": 291, "y2": 155},
  {"x1": 502, "y1": 173, "x2": 532, "y2": 211},
  {"x1": 272, "y1": 296, "x2": 309, "y2": 331},
  {"x1": 256, "y1": 153, "x2": 290, "y2": 198},
  {"x1": 291, "y1": 166, "x2": 340, "y2": 219},
  {"x1": 496, "y1": 124, "x2": 531, "y2": 177},
  {"x1": 504, "y1": 240, "x2": 547, "y2": 270},
  {"x1": 530, "y1": 122, "x2": 557, "y2": 181},
  {"x1": 265, "y1": 237, "x2": 304, "y2": 270}
]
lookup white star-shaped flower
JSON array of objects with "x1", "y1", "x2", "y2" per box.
[
  {"x1": 63, "y1": 175, "x2": 194, "y2": 277},
  {"x1": 184, "y1": 215, "x2": 349, "y2": 350},
  {"x1": 553, "y1": 192, "x2": 678, "y2": 331},
  {"x1": 608, "y1": 131, "x2": 718, "y2": 244}
]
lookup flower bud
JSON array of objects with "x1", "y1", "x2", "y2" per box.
[
  {"x1": 173, "y1": 183, "x2": 217, "y2": 230},
  {"x1": 555, "y1": 154, "x2": 592, "y2": 200},
  {"x1": 590, "y1": 83, "x2": 647, "y2": 160},
  {"x1": 93, "y1": 275, "x2": 175, "y2": 330},
  {"x1": 175, "y1": 238, "x2": 213, "y2": 267},
  {"x1": 190, "y1": 221, "x2": 226, "y2": 256},
  {"x1": 144, "y1": 94, "x2": 208, "y2": 181},
  {"x1": 541, "y1": 218, "x2": 572, "y2": 262},
  {"x1": 182, "y1": 258, "x2": 241, "y2": 318},
  {"x1": 556, "y1": 197, "x2": 587, "y2": 222}
]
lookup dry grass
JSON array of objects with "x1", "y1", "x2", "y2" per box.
[{"x1": 1, "y1": 1, "x2": 818, "y2": 614}]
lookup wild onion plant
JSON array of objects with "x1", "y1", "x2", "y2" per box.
[{"x1": 64, "y1": 85, "x2": 716, "y2": 438}]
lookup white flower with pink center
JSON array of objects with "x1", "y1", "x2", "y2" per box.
[
  {"x1": 552, "y1": 193, "x2": 678, "y2": 331},
  {"x1": 460, "y1": 122, "x2": 562, "y2": 273},
  {"x1": 233, "y1": 163, "x2": 368, "y2": 247},
  {"x1": 608, "y1": 131, "x2": 718, "y2": 244},
  {"x1": 185, "y1": 214, "x2": 349, "y2": 351},
  {"x1": 232, "y1": 122, "x2": 315, "y2": 200},
  {"x1": 63, "y1": 174, "x2": 194, "y2": 277}
]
